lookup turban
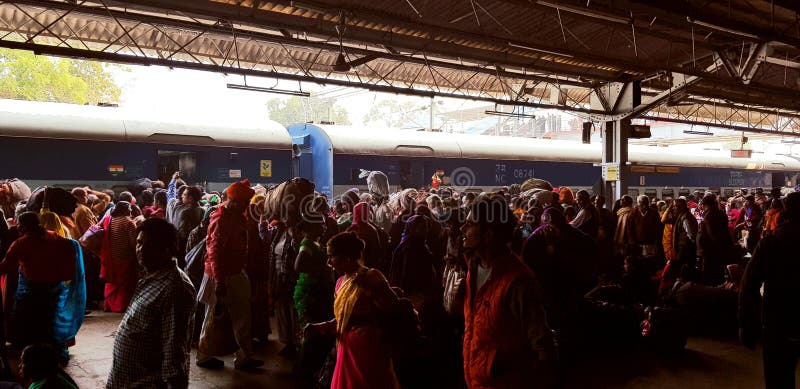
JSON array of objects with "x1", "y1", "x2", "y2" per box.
[{"x1": 226, "y1": 179, "x2": 255, "y2": 202}]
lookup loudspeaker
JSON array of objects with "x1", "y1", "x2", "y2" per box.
[{"x1": 582, "y1": 122, "x2": 592, "y2": 144}]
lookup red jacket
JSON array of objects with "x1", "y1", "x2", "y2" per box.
[
  {"x1": 205, "y1": 206, "x2": 248, "y2": 279},
  {"x1": 463, "y1": 255, "x2": 538, "y2": 389}
]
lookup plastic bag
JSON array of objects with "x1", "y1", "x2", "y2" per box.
[{"x1": 198, "y1": 303, "x2": 239, "y2": 356}]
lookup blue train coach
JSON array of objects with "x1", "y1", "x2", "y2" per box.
[{"x1": 0, "y1": 99, "x2": 295, "y2": 193}]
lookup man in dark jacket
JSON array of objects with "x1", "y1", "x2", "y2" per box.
[
  {"x1": 634, "y1": 195, "x2": 662, "y2": 257},
  {"x1": 698, "y1": 194, "x2": 735, "y2": 285},
  {"x1": 523, "y1": 206, "x2": 596, "y2": 354},
  {"x1": 739, "y1": 191, "x2": 800, "y2": 389},
  {"x1": 166, "y1": 173, "x2": 204, "y2": 267}
]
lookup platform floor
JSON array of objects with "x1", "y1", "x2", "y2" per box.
[{"x1": 60, "y1": 311, "x2": 785, "y2": 388}]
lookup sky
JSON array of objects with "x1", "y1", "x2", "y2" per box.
[{"x1": 111, "y1": 64, "x2": 497, "y2": 128}]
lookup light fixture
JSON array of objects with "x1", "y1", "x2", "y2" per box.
[
  {"x1": 290, "y1": 1, "x2": 328, "y2": 14},
  {"x1": 535, "y1": 1, "x2": 631, "y2": 24},
  {"x1": 683, "y1": 130, "x2": 714, "y2": 136},
  {"x1": 508, "y1": 42, "x2": 574, "y2": 58},
  {"x1": 227, "y1": 83, "x2": 310, "y2": 97},
  {"x1": 686, "y1": 17, "x2": 760, "y2": 40},
  {"x1": 781, "y1": 139, "x2": 800, "y2": 144},
  {"x1": 485, "y1": 110, "x2": 536, "y2": 119}
]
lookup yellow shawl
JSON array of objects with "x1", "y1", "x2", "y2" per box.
[{"x1": 334, "y1": 275, "x2": 362, "y2": 338}]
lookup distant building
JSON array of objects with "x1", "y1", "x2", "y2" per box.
[{"x1": 545, "y1": 113, "x2": 561, "y2": 134}]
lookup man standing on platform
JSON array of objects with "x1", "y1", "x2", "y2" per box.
[
  {"x1": 107, "y1": 218, "x2": 196, "y2": 388},
  {"x1": 740, "y1": 192, "x2": 800, "y2": 389},
  {"x1": 196, "y1": 179, "x2": 264, "y2": 370}
]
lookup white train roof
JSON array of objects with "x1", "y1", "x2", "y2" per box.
[
  {"x1": 310, "y1": 124, "x2": 800, "y2": 171},
  {"x1": 319, "y1": 125, "x2": 463, "y2": 158},
  {"x1": 0, "y1": 99, "x2": 291, "y2": 149}
]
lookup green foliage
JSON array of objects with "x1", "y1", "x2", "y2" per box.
[
  {"x1": 267, "y1": 94, "x2": 351, "y2": 127},
  {"x1": 363, "y1": 99, "x2": 421, "y2": 127},
  {"x1": 0, "y1": 48, "x2": 122, "y2": 104},
  {"x1": 722, "y1": 140, "x2": 752, "y2": 150}
]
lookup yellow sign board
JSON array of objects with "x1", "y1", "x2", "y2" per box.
[
  {"x1": 602, "y1": 164, "x2": 619, "y2": 181},
  {"x1": 260, "y1": 160, "x2": 272, "y2": 177}
]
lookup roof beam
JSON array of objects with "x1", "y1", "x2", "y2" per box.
[
  {"x1": 638, "y1": 115, "x2": 800, "y2": 137},
  {"x1": 0, "y1": 39, "x2": 608, "y2": 116},
  {"x1": 2, "y1": 0, "x2": 591, "y2": 87},
  {"x1": 619, "y1": 0, "x2": 800, "y2": 48}
]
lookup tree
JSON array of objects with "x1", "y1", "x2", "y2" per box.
[
  {"x1": 363, "y1": 99, "x2": 425, "y2": 127},
  {"x1": 0, "y1": 48, "x2": 122, "y2": 104},
  {"x1": 722, "y1": 140, "x2": 752, "y2": 150},
  {"x1": 267, "y1": 94, "x2": 351, "y2": 127}
]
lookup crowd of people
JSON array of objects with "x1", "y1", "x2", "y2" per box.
[{"x1": 0, "y1": 173, "x2": 799, "y2": 388}]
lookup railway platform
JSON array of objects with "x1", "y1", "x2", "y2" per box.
[{"x1": 42, "y1": 311, "x2": 790, "y2": 388}]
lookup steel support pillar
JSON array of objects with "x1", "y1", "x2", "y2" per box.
[
  {"x1": 602, "y1": 119, "x2": 630, "y2": 204},
  {"x1": 595, "y1": 81, "x2": 639, "y2": 205}
]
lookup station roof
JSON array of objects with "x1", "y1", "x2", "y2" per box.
[{"x1": 1, "y1": 1, "x2": 799, "y2": 135}]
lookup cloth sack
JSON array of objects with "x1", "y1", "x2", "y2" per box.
[
  {"x1": 183, "y1": 238, "x2": 207, "y2": 289},
  {"x1": 79, "y1": 224, "x2": 105, "y2": 256},
  {"x1": 442, "y1": 260, "x2": 466, "y2": 315}
]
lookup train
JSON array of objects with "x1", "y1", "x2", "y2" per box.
[
  {"x1": 1, "y1": 99, "x2": 799, "y2": 201},
  {"x1": 0, "y1": 99, "x2": 292, "y2": 193}
]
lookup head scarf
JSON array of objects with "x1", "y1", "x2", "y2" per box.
[
  {"x1": 3, "y1": 179, "x2": 31, "y2": 204},
  {"x1": 542, "y1": 206, "x2": 568, "y2": 228},
  {"x1": 401, "y1": 214, "x2": 428, "y2": 242},
  {"x1": 111, "y1": 201, "x2": 131, "y2": 217},
  {"x1": 351, "y1": 202, "x2": 370, "y2": 227},
  {"x1": 225, "y1": 179, "x2": 255, "y2": 202},
  {"x1": 559, "y1": 187, "x2": 575, "y2": 205}
]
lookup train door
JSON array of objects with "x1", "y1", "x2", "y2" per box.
[
  {"x1": 399, "y1": 160, "x2": 412, "y2": 189},
  {"x1": 412, "y1": 160, "x2": 425, "y2": 188},
  {"x1": 158, "y1": 150, "x2": 197, "y2": 183}
]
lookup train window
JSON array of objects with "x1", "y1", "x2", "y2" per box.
[
  {"x1": 678, "y1": 189, "x2": 690, "y2": 197},
  {"x1": 628, "y1": 189, "x2": 639, "y2": 197},
  {"x1": 662, "y1": 188, "x2": 674, "y2": 198},
  {"x1": 350, "y1": 169, "x2": 360, "y2": 184},
  {"x1": 644, "y1": 189, "x2": 657, "y2": 199},
  {"x1": 723, "y1": 188, "x2": 734, "y2": 197}
]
